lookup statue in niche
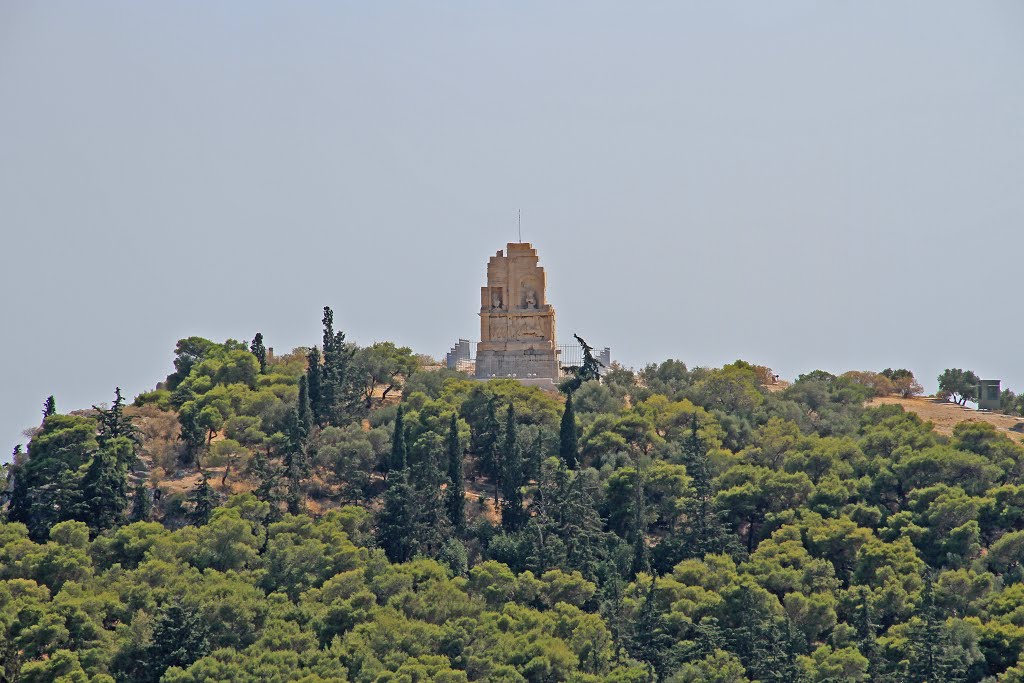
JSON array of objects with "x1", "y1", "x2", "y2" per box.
[
  {"x1": 523, "y1": 288, "x2": 538, "y2": 309},
  {"x1": 491, "y1": 288, "x2": 504, "y2": 309}
]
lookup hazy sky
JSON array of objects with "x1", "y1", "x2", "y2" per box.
[{"x1": 2, "y1": 2, "x2": 1023, "y2": 457}]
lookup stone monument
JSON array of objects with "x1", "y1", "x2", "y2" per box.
[{"x1": 475, "y1": 242, "x2": 559, "y2": 386}]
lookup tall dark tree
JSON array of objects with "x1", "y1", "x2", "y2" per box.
[
  {"x1": 141, "y1": 601, "x2": 211, "y2": 683},
  {"x1": 378, "y1": 470, "x2": 416, "y2": 563},
  {"x1": 78, "y1": 439, "x2": 131, "y2": 535},
  {"x1": 560, "y1": 333, "x2": 604, "y2": 395},
  {"x1": 476, "y1": 396, "x2": 502, "y2": 498},
  {"x1": 726, "y1": 586, "x2": 806, "y2": 683},
  {"x1": 500, "y1": 403, "x2": 526, "y2": 532},
  {"x1": 446, "y1": 414, "x2": 465, "y2": 531},
  {"x1": 192, "y1": 473, "x2": 218, "y2": 525},
  {"x1": 855, "y1": 587, "x2": 883, "y2": 679},
  {"x1": 177, "y1": 404, "x2": 205, "y2": 467},
  {"x1": 388, "y1": 404, "x2": 408, "y2": 477},
  {"x1": 129, "y1": 482, "x2": 152, "y2": 522},
  {"x1": 906, "y1": 577, "x2": 968, "y2": 683},
  {"x1": 283, "y1": 407, "x2": 308, "y2": 515},
  {"x1": 250, "y1": 332, "x2": 267, "y2": 374},
  {"x1": 95, "y1": 387, "x2": 141, "y2": 458},
  {"x1": 306, "y1": 346, "x2": 324, "y2": 426},
  {"x1": 297, "y1": 374, "x2": 313, "y2": 438},
  {"x1": 654, "y1": 414, "x2": 735, "y2": 572},
  {"x1": 559, "y1": 393, "x2": 579, "y2": 469},
  {"x1": 42, "y1": 395, "x2": 56, "y2": 420},
  {"x1": 318, "y1": 305, "x2": 360, "y2": 426},
  {"x1": 528, "y1": 459, "x2": 611, "y2": 579},
  {"x1": 624, "y1": 578, "x2": 672, "y2": 678}
]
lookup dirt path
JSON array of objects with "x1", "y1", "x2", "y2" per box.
[{"x1": 867, "y1": 396, "x2": 1024, "y2": 444}]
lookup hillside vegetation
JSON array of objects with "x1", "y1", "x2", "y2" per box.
[{"x1": 3, "y1": 308, "x2": 1024, "y2": 683}]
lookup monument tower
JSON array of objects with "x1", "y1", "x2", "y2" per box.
[{"x1": 475, "y1": 242, "x2": 559, "y2": 386}]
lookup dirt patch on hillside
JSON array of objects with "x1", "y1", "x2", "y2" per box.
[{"x1": 867, "y1": 396, "x2": 1024, "y2": 444}]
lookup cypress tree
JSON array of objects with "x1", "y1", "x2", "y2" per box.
[
  {"x1": 306, "y1": 347, "x2": 324, "y2": 426},
  {"x1": 192, "y1": 473, "x2": 218, "y2": 525},
  {"x1": 389, "y1": 404, "x2": 408, "y2": 476},
  {"x1": 320, "y1": 306, "x2": 338, "y2": 422},
  {"x1": 297, "y1": 374, "x2": 312, "y2": 438},
  {"x1": 283, "y1": 407, "x2": 307, "y2": 515},
  {"x1": 446, "y1": 413, "x2": 465, "y2": 531},
  {"x1": 250, "y1": 332, "x2": 267, "y2": 374},
  {"x1": 500, "y1": 403, "x2": 526, "y2": 532},
  {"x1": 480, "y1": 397, "x2": 502, "y2": 501},
  {"x1": 129, "y1": 482, "x2": 152, "y2": 522},
  {"x1": 42, "y1": 395, "x2": 56, "y2": 420},
  {"x1": 559, "y1": 393, "x2": 578, "y2": 468}
]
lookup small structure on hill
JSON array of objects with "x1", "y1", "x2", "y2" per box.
[
  {"x1": 475, "y1": 243, "x2": 560, "y2": 388},
  {"x1": 977, "y1": 379, "x2": 1001, "y2": 411},
  {"x1": 445, "y1": 242, "x2": 610, "y2": 388}
]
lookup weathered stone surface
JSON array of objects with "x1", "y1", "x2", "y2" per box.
[{"x1": 475, "y1": 242, "x2": 559, "y2": 383}]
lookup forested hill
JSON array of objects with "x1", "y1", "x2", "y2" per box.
[{"x1": 3, "y1": 308, "x2": 1024, "y2": 683}]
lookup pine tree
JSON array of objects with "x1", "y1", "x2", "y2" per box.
[
  {"x1": 527, "y1": 459, "x2": 609, "y2": 578},
  {"x1": 446, "y1": 414, "x2": 465, "y2": 531},
  {"x1": 728, "y1": 587, "x2": 807, "y2": 683},
  {"x1": 625, "y1": 577, "x2": 672, "y2": 678},
  {"x1": 500, "y1": 403, "x2": 526, "y2": 532},
  {"x1": 250, "y1": 332, "x2": 267, "y2": 374},
  {"x1": 78, "y1": 444, "x2": 130, "y2": 535},
  {"x1": 140, "y1": 601, "x2": 211, "y2": 683},
  {"x1": 389, "y1": 404, "x2": 408, "y2": 477},
  {"x1": 559, "y1": 393, "x2": 579, "y2": 469},
  {"x1": 129, "y1": 482, "x2": 151, "y2": 522},
  {"x1": 855, "y1": 587, "x2": 883, "y2": 679},
  {"x1": 306, "y1": 346, "x2": 324, "y2": 426},
  {"x1": 906, "y1": 577, "x2": 968, "y2": 683},
  {"x1": 192, "y1": 473, "x2": 218, "y2": 525},
  {"x1": 42, "y1": 395, "x2": 56, "y2": 420},
  {"x1": 653, "y1": 414, "x2": 735, "y2": 573}
]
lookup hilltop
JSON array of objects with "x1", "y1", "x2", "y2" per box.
[{"x1": 4, "y1": 310, "x2": 1024, "y2": 683}]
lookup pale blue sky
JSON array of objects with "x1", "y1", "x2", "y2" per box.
[{"x1": 2, "y1": 2, "x2": 1022, "y2": 455}]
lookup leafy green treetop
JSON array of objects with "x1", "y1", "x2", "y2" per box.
[{"x1": 937, "y1": 368, "x2": 980, "y2": 406}]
